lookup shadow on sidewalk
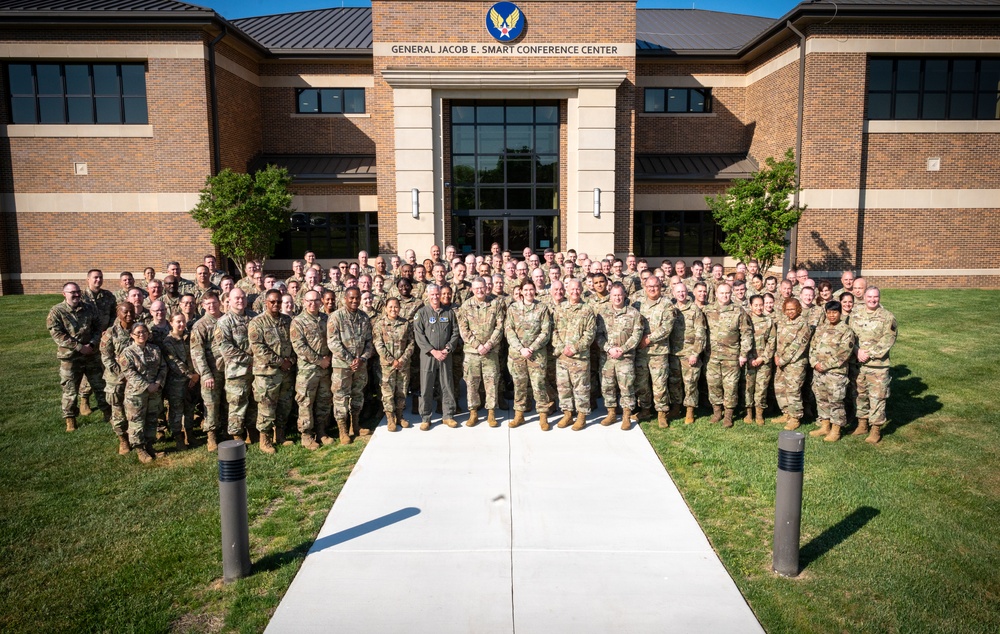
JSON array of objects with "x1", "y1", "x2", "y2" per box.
[{"x1": 310, "y1": 507, "x2": 422, "y2": 554}]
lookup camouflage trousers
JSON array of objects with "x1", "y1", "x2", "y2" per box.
[
  {"x1": 124, "y1": 388, "x2": 163, "y2": 447},
  {"x1": 706, "y1": 356, "x2": 741, "y2": 409},
  {"x1": 775, "y1": 359, "x2": 807, "y2": 419},
  {"x1": 545, "y1": 345, "x2": 558, "y2": 405},
  {"x1": 331, "y1": 366, "x2": 367, "y2": 422},
  {"x1": 509, "y1": 354, "x2": 552, "y2": 413},
  {"x1": 464, "y1": 351, "x2": 500, "y2": 410},
  {"x1": 225, "y1": 374, "x2": 257, "y2": 436},
  {"x1": 600, "y1": 354, "x2": 636, "y2": 410},
  {"x1": 296, "y1": 367, "x2": 332, "y2": 434},
  {"x1": 635, "y1": 351, "x2": 670, "y2": 412},
  {"x1": 856, "y1": 365, "x2": 891, "y2": 426},
  {"x1": 452, "y1": 346, "x2": 464, "y2": 396},
  {"x1": 199, "y1": 370, "x2": 225, "y2": 434},
  {"x1": 670, "y1": 354, "x2": 702, "y2": 407},
  {"x1": 105, "y1": 379, "x2": 126, "y2": 436},
  {"x1": 744, "y1": 360, "x2": 773, "y2": 408},
  {"x1": 379, "y1": 363, "x2": 410, "y2": 414},
  {"x1": 253, "y1": 370, "x2": 294, "y2": 433},
  {"x1": 164, "y1": 376, "x2": 196, "y2": 436},
  {"x1": 59, "y1": 354, "x2": 108, "y2": 418},
  {"x1": 556, "y1": 355, "x2": 591, "y2": 414},
  {"x1": 813, "y1": 370, "x2": 848, "y2": 427}
]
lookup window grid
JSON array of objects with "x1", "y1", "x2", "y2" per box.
[
  {"x1": 275, "y1": 212, "x2": 378, "y2": 259},
  {"x1": 643, "y1": 88, "x2": 712, "y2": 113},
  {"x1": 295, "y1": 88, "x2": 366, "y2": 114},
  {"x1": 6, "y1": 62, "x2": 147, "y2": 125},
  {"x1": 633, "y1": 210, "x2": 725, "y2": 258},
  {"x1": 866, "y1": 57, "x2": 1000, "y2": 120}
]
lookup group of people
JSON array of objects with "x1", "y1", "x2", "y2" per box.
[{"x1": 47, "y1": 245, "x2": 897, "y2": 464}]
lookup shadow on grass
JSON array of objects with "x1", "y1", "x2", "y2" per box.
[
  {"x1": 800, "y1": 506, "x2": 880, "y2": 570},
  {"x1": 886, "y1": 365, "x2": 942, "y2": 435}
]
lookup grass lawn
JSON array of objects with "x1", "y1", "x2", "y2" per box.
[{"x1": 1, "y1": 290, "x2": 998, "y2": 633}]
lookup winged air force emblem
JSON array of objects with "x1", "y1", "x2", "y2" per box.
[{"x1": 486, "y1": 2, "x2": 524, "y2": 42}]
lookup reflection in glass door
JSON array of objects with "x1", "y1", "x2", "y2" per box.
[{"x1": 479, "y1": 218, "x2": 504, "y2": 255}]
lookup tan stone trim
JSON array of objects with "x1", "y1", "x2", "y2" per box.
[
  {"x1": 375, "y1": 43, "x2": 635, "y2": 57},
  {"x1": 637, "y1": 112, "x2": 717, "y2": 118},
  {"x1": 636, "y1": 75, "x2": 747, "y2": 88},
  {"x1": 289, "y1": 113, "x2": 371, "y2": 119},
  {"x1": 1, "y1": 192, "x2": 200, "y2": 213},
  {"x1": 0, "y1": 43, "x2": 206, "y2": 59},
  {"x1": 806, "y1": 38, "x2": 1000, "y2": 55},
  {"x1": 1, "y1": 124, "x2": 154, "y2": 138},
  {"x1": 215, "y1": 54, "x2": 260, "y2": 86},
  {"x1": 7, "y1": 273, "x2": 92, "y2": 281},
  {"x1": 382, "y1": 69, "x2": 628, "y2": 89},
  {"x1": 865, "y1": 120, "x2": 1000, "y2": 134},
  {"x1": 800, "y1": 189, "x2": 1000, "y2": 210},
  {"x1": 261, "y1": 75, "x2": 375, "y2": 88},
  {"x1": 292, "y1": 195, "x2": 378, "y2": 213}
]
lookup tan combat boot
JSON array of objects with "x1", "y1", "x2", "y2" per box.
[
  {"x1": 301, "y1": 433, "x2": 320, "y2": 450},
  {"x1": 135, "y1": 445, "x2": 154, "y2": 464},
  {"x1": 233, "y1": 430, "x2": 247, "y2": 445},
  {"x1": 744, "y1": 409, "x2": 754, "y2": 424},
  {"x1": 316, "y1": 421, "x2": 335, "y2": 446},
  {"x1": 420, "y1": 420, "x2": 432, "y2": 431},
  {"x1": 386, "y1": 412, "x2": 398, "y2": 432},
  {"x1": 487, "y1": 410, "x2": 499, "y2": 428},
  {"x1": 754, "y1": 407, "x2": 765, "y2": 426},
  {"x1": 774, "y1": 413, "x2": 788, "y2": 425},
  {"x1": 259, "y1": 432, "x2": 276, "y2": 454},
  {"x1": 810, "y1": 419, "x2": 831, "y2": 437},
  {"x1": 709, "y1": 405, "x2": 723, "y2": 423},
  {"x1": 538, "y1": 411, "x2": 550, "y2": 431},
  {"x1": 824, "y1": 424, "x2": 842, "y2": 442},
  {"x1": 116, "y1": 433, "x2": 130, "y2": 456},
  {"x1": 65, "y1": 417, "x2": 77, "y2": 432},
  {"x1": 852, "y1": 417, "x2": 870, "y2": 436},
  {"x1": 206, "y1": 431, "x2": 218, "y2": 452},
  {"x1": 621, "y1": 409, "x2": 633, "y2": 431},
  {"x1": 79, "y1": 397, "x2": 92, "y2": 416},
  {"x1": 354, "y1": 411, "x2": 370, "y2": 437},
  {"x1": 557, "y1": 411, "x2": 574, "y2": 428},
  {"x1": 685, "y1": 407, "x2": 696, "y2": 424},
  {"x1": 658, "y1": 411, "x2": 669, "y2": 428},
  {"x1": 443, "y1": 418, "x2": 459, "y2": 428},
  {"x1": 866, "y1": 425, "x2": 882, "y2": 445},
  {"x1": 397, "y1": 408, "x2": 410, "y2": 429},
  {"x1": 723, "y1": 408, "x2": 735, "y2": 428},
  {"x1": 601, "y1": 409, "x2": 617, "y2": 427},
  {"x1": 510, "y1": 411, "x2": 525, "y2": 428},
  {"x1": 466, "y1": 409, "x2": 479, "y2": 427},
  {"x1": 337, "y1": 419, "x2": 352, "y2": 445},
  {"x1": 783, "y1": 417, "x2": 801, "y2": 431},
  {"x1": 572, "y1": 412, "x2": 586, "y2": 431}
]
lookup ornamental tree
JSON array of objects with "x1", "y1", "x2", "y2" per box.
[
  {"x1": 705, "y1": 149, "x2": 804, "y2": 272},
  {"x1": 190, "y1": 166, "x2": 294, "y2": 275}
]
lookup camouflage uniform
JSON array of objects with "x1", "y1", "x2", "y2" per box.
[
  {"x1": 82, "y1": 287, "x2": 117, "y2": 332},
  {"x1": 810, "y1": 319, "x2": 856, "y2": 427},
  {"x1": 774, "y1": 315, "x2": 813, "y2": 419},
  {"x1": 669, "y1": 299, "x2": 708, "y2": 407},
  {"x1": 100, "y1": 321, "x2": 133, "y2": 437},
  {"x1": 47, "y1": 300, "x2": 108, "y2": 418},
  {"x1": 120, "y1": 342, "x2": 167, "y2": 448},
  {"x1": 192, "y1": 283, "x2": 221, "y2": 304},
  {"x1": 215, "y1": 309, "x2": 256, "y2": 435},
  {"x1": 596, "y1": 303, "x2": 643, "y2": 410},
  {"x1": 291, "y1": 310, "x2": 331, "y2": 436},
  {"x1": 373, "y1": 314, "x2": 415, "y2": 413},
  {"x1": 161, "y1": 331, "x2": 197, "y2": 437},
  {"x1": 703, "y1": 302, "x2": 754, "y2": 409},
  {"x1": 248, "y1": 311, "x2": 295, "y2": 433},
  {"x1": 746, "y1": 312, "x2": 777, "y2": 410},
  {"x1": 588, "y1": 293, "x2": 611, "y2": 402},
  {"x1": 505, "y1": 300, "x2": 553, "y2": 413},
  {"x1": 552, "y1": 301, "x2": 597, "y2": 414},
  {"x1": 458, "y1": 295, "x2": 506, "y2": 411},
  {"x1": 397, "y1": 294, "x2": 424, "y2": 396},
  {"x1": 190, "y1": 312, "x2": 225, "y2": 435},
  {"x1": 633, "y1": 296, "x2": 677, "y2": 412},
  {"x1": 327, "y1": 307, "x2": 374, "y2": 422},
  {"x1": 851, "y1": 305, "x2": 897, "y2": 427}
]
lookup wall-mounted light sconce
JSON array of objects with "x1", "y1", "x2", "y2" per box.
[
  {"x1": 411, "y1": 188, "x2": 419, "y2": 219},
  {"x1": 593, "y1": 188, "x2": 601, "y2": 218}
]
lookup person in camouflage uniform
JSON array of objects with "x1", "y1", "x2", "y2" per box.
[
  {"x1": 774, "y1": 298, "x2": 813, "y2": 430},
  {"x1": 120, "y1": 323, "x2": 167, "y2": 464},
  {"x1": 596, "y1": 283, "x2": 643, "y2": 430},
  {"x1": 506, "y1": 281, "x2": 553, "y2": 430},
  {"x1": 394, "y1": 277, "x2": 424, "y2": 413},
  {"x1": 703, "y1": 284, "x2": 754, "y2": 427},
  {"x1": 100, "y1": 303, "x2": 135, "y2": 454},
  {"x1": 190, "y1": 292, "x2": 225, "y2": 451},
  {"x1": 808, "y1": 300, "x2": 857, "y2": 442},
  {"x1": 79, "y1": 269, "x2": 116, "y2": 415},
  {"x1": 328, "y1": 287, "x2": 375, "y2": 443},
  {"x1": 669, "y1": 282, "x2": 707, "y2": 424},
  {"x1": 290, "y1": 290, "x2": 332, "y2": 449},
  {"x1": 373, "y1": 297, "x2": 415, "y2": 432},
  {"x1": 745, "y1": 294, "x2": 777, "y2": 425},
  {"x1": 552, "y1": 279, "x2": 597, "y2": 431},
  {"x1": 161, "y1": 312, "x2": 199, "y2": 450},
  {"x1": 215, "y1": 288, "x2": 257, "y2": 444},
  {"x1": 633, "y1": 276, "x2": 677, "y2": 427},
  {"x1": 458, "y1": 277, "x2": 506, "y2": 428},
  {"x1": 850, "y1": 287, "x2": 897, "y2": 444},
  {"x1": 48, "y1": 282, "x2": 110, "y2": 431},
  {"x1": 248, "y1": 289, "x2": 295, "y2": 454}
]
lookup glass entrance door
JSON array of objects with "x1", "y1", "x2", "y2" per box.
[{"x1": 474, "y1": 217, "x2": 535, "y2": 254}]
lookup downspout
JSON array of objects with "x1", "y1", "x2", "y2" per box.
[
  {"x1": 207, "y1": 25, "x2": 227, "y2": 176},
  {"x1": 784, "y1": 20, "x2": 806, "y2": 278}
]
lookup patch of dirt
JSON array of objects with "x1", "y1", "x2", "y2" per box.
[{"x1": 170, "y1": 612, "x2": 224, "y2": 633}]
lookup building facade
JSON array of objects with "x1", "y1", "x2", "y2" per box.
[{"x1": 1, "y1": 0, "x2": 998, "y2": 293}]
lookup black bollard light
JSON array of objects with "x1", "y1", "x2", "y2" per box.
[
  {"x1": 773, "y1": 430, "x2": 805, "y2": 577},
  {"x1": 218, "y1": 440, "x2": 251, "y2": 583}
]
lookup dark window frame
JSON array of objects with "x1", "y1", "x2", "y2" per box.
[
  {"x1": 866, "y1": 57, "x2": 1000, "y2": 121},
  {"x1": 643, "y1": 87, "x2": 712, "y2": 114},
  {"x1": 274, "y1": 211, "x2": 378, "y2": 259},
  {"x1": 295, "y1": 87, "x2": 366, "y2": 114},
  {"x1": 633, "y1": 210, "x2": 725, "y2": 258},
  {"x1": 6, "y1": 62, "x2": 148, "y2": 125}
]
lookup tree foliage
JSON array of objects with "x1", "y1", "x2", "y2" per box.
[
  {"x1": 706, "y1": 149, "x2": 804, "y2": 272},
  {"x1": 190, "y1": 166, "x2": 294, "y2": 275}
]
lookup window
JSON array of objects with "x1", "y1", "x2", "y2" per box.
[
  {"x1": 274, "y1": 212, "x2": 378, "y2": 259},
  {"x1": 643, "y1": 88, "x2": 711, "y2": 113},
  {"x1": 867, "y1": 58, "x2": 1000, "y2": 120},
  {"x1": 7, "y1": 63, "x2": 147, "y2": 125},
  {"x1": 296, "y1": 88, "x2": 365, "y2": 114},
  {"x1": 633, "y1": 210, "x2": 724, "y2": 257}
]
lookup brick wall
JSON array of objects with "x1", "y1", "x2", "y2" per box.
[{"x1": 216, "y1": 42, "x2": 263, "y2": 172}]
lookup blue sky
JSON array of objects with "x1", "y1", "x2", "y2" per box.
[{"x1": 207, "y1": 0, "x2": 796, "y2": 21}]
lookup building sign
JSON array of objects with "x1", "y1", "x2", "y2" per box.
[
  {"x1": 486, "y1": 2, "x2": 524, "y2": 41},
  {"x1": 377, "y1": 43, "x2": 633, "y2": 57}
]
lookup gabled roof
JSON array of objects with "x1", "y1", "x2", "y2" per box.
[
  {"x1": 636, "y1": 9, "x2": 775, "y2": 53},
  {"x1": 231, "y1": 7, "x2": 372, "y2": 54},
  {"x1": 255, "y1": 154, "x2": 377, "y2": 184},
  {"x1": 635, "y1": 154, "x2": 758, "y2": 182},
  {"x1": 0, "y1": 0, "x2": 212, "y2": 14}
]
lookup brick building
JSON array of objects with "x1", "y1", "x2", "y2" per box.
[{"x1": 1, "y1": 0, "x2": 997, "y2": 293}]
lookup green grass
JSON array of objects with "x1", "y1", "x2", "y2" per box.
[
  {"x1": 1, "y1": 290, "x2": 998, "y2": 633},
  {"x1": 642, "y1": 289, "x2": 1000, "y2": 634}
]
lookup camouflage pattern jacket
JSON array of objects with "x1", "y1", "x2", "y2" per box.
[
  {"x1": 850, "y1": 306, "x2": 897, "y2": 368},
  {"x1": 596, "y1": 304, "x2": 644, "y2": 358},
  {"x1": 704, "y1": 302, "x2": 754, "y2": 361},
  {"x1": 749, "y1": 312, "x2": 777, "y2": 363},
  {"x1": 809, "y1": 319, "x2": 856, "y2": 375},
  {"x1": 634, "y1": 295, "x2": 677, "y2": 356},
  {"x1": 327, "y1": 308, "x2": 374, "y2": 368},
  {"x1": 552, "y1": 301, "x2": 597, "y2": 359},
  {"x1": 670, "y1": 299, "x2": 708, "y2": 359},
  {"x1": 101, "y1": 321, "x2": 133, "y2": 385},
  {"x1": 775, "y1": 315, "x2": 813, "y2": 368},
  {"x1": 215, "y1": 310, "x2": 254, "y2": 379},
  {"x1": 458, "y1": 297, "x2": 506, "y2": 355},
  {"x1": 82, "y1": 287, "x2": 116, "y2": 332},
  {"x1": 161, "y1": 331, "x2": 197, "y2": 382},
  {"x1": 373, "y1": 315, "x2": 415, "y2": 366},
  {"x1": 119, "y1": 343, "x2": 167, "y2": 396},
  {"x1": 190, "y1": 312, "x2": 222, "y2": 378},
  {"x1": 291, "y1": 310, "x2": 329, "y2": 373},
  {"x1": 249, "y1": 311, "x2": 294, "y2": 376},
  {"x1": 505, "y1": 300, "x2": 552, "y2": 362},
  {"x1": 47, "y1": 301, "x2": 101, "y2": 360}
]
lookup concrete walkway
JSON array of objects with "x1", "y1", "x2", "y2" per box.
[{"x1": 265, "y1": 404, "x2": 764, "y2": 633}]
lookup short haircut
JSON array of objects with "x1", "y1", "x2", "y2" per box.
[
  {"x1": 825, "y1": 301, "x2": 842, "y2": 312},
  {"x1": 87, "y1": 268, "x2": 102, "y2": 277}
]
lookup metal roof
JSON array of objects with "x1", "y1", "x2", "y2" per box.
[
  {"x1": 635, "y1": 154, "x2": 758, "y2": 181},
  {"x1": 255, "y1": 154, "x2": 377, "y2": 184},
  {"x1": 231, "y1": 7, "x2": 372, "y2": 53},
  {"x1": 0, "y1": 0, "x2": 211, "y2": 13},
  {"x1": 636, "y1": 9, "x2": 775, "y2": 53}
]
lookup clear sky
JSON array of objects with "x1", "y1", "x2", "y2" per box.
[{"x1": 206, "y1": 0, "x2": 797, "y2": 22}]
